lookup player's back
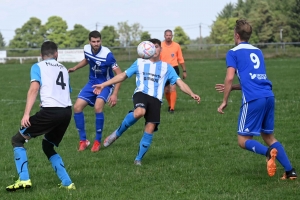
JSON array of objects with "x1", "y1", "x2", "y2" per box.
[
  {"x1": 31, "y1": 59, "x2": 72, "y2": 107},
  {"x1": 227, "y1": 43, "x2": 274, "y2": 103}
]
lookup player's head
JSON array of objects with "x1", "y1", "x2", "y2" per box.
[
  {"x1": 164, "y1": 29, "x2": 173, "y2": 42},
  {"x1": 41, "y1": 41, "x2": 58, "y2": 60},
  {"x1": 148, "y1": 38, "x2": 161, "y2": 59},
  {"x1": 89, "y1": 31, "x2": 101, "y2": 52},
  {"x1": 234, "y1": 19, "x2": 252, "y2": 45}
]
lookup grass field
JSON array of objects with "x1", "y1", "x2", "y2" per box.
[{"x1": 0, "y1": 58, "x2": 300, "y2": 200}]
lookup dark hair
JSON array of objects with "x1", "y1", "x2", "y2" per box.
[
  {"x1": 235, "y1": 19, "x2": 252, "y2": 41},
  {"x1": 148, "y1": 38, "x2": 161, "y2": 47},
  {"x1": 164, "y1": 29, "x2": 172, "y2": 35},
  {"x1": 89, "y1": 31, "x2": 101, "y2": 40},
  {"x1": 41, "y1": 41, "x2": 57, "y2": 57}
]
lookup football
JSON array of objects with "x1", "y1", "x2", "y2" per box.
[{"x1": 137, "y1": 41, "x2": 156, "y2": 59}]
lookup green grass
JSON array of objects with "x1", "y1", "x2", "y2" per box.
[{"x1": 0, "y1": 58, "x2": 300, "y2": 200}]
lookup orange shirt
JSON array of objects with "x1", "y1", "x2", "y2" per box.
[{"x1": 160, "y1": 41, "x2": 184, "y2": 67}]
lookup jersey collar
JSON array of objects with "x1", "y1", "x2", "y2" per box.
[{"x1": 239, "y1": 41, "x2": 249, "y2": 44}]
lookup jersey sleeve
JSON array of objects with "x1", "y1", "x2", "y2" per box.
[
  {"x1": 167, "y1": 64, "x2": 180, "y2": 85},
  {"x1": 106, "y1": 52, "x2": 119, "y2": 70},
  {"x1": 176, "y1": 44, "x2": 185, "y2": 64},
  {"x1": 125, "y1": 60, "x2": 138, "y2": 78},
  {"x1": 226, "y1": 50, "x2": 237, "y2": 69},
  {"x1": 30, "y1": 64, "x2": 41, "y2": 84}
]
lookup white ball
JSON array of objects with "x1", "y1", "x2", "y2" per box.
[{"x1": 137, "y1": 41, "x2": 156, "y2": 59}]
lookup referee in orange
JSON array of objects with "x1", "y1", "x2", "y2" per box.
[{"x1": 160, "y1": 29, "x2": 187, "y2": 113}]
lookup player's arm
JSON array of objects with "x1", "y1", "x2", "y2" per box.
[
  {"x1": 68, "y1": 58, "x2": 88, "y2": 73},
  {"x1": 176, "y1": 79, "x2": 200, "y2": 103},
  {"x1": 111, "y1": 67, "x2": 122, "y2": 96},
  {"x1": 217, "y1": 67, "x2": 235, "y2": 114},
  {"x1": 21, "y1": 81, "x2": 40, "y2": 127},
  {"x1": 215, "y1": 83, "x2": 241, "y2": 92},
  {"x1": 93, "y1": 72, "x2": 127, "y2": 95}
]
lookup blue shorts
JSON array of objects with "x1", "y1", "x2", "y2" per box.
[
  {"x1": 78, "y1": 81, "x2": 113, "y2": 106},
  {"x1": 237, "y1": 96, "x2": 274, "y2": 136}
]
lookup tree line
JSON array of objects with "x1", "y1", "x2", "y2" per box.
[{"x1": 0, "y1": 0, "x2": 299, "y2": 49}]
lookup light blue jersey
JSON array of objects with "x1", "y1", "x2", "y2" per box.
[
  {"x1": 226, "y1": 42, "x2": 274, "y2": 103},
  {"x1": 125, "y1": 58, "x2": 180, "y2": 102},
  {"x1": 84, "y1": 44, "x2": 118, "y2": 82}
]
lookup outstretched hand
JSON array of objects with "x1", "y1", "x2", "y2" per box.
[
  {"x1": 217, "y1": 102, "x2": 227, "y2": 114},
  {"x1": 215, "y1": 84, "x2": 225, "y2": 93},
  {"x1": 92, "y1": 84, "x2": 105, "y2": 95},
  {"x1": 68, "y1": 67, "x2": 76, "y2": 73},
  {"x1": 191, "y1": 94, "x2": 201, "y2": 104}
]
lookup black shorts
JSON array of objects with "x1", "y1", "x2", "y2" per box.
[
  {"x1": 165, "y1": 66, "x2": 179, "y2": 86},
  {"x1": 133, "y1": 92, "x2": 161, "y2": 125},
  {"x1": 19, "y1": 107, "x2": 72, "y2": 147}
]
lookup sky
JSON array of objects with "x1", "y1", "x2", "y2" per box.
[{"x1": 0, "y1": 0, "x2": 237, "y2": 45}]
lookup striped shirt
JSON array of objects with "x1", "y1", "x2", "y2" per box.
[{"x1": 125, "y1": 59, "x2": 180, "y2": 101}]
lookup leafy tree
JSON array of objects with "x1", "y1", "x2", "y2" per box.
[
  {"x1": 210, "y1": 17, "x2": 239, "y2": 44},
  {"x1": 9, "y1": 17, "x2": 46, "y2": 48},
  {"x1": 288, "y1": 0, "x2": 300, "y2": 42},
  {"x1": 117, "y1": 21, "x2": 143, "y2": 46},
  {"x1": 100, "y1": 26, "x2": 120, "y2": 47},
  {"x1": 140, "y1": 31, "x2": 151, "y2": 41},
  {"x1": 45, "y1": 16, "x2": 70, "y2": 48},
  {"x1": 173, "y1": 26, "x2": 190, "y2": 48},
  {"x1": 0, "y1": 32, "x2": 5, "y2": 48},
  {"x1": 68, "y1": 24, "x2": 90, "y2": 48},
  {"x1": 218, "y1": 3, "x2": 235, "y2": 19}
]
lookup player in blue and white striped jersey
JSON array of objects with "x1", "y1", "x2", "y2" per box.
[
  {"x1": 216, "y1": 19, "x2": 297, "y2": 180},
  {"x1": 68, "y1": 31, "x2": 122, "y2": 152},
  {"x1": 92, "y1": 39, "x2": 200, "y2": 165}
]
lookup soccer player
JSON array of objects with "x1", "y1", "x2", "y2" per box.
[
  {"x1": 160, "y1": 29, "x2": 187, "y2": 113},
  {"x1": 216, "y1": 19, "x2": 297, "y2": 179},
  {"x1": 92, "y1": 39, "x2": 200, "y2": 165},
  {"x1": 6, "y1": 41, "x2": 75, "y2": 191},
  {"x1": 68, "y1": 31, "x2": 122, "y2": 152}
]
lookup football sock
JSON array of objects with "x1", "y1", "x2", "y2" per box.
[
  {"x1": 165, "y1": 92, "x2": 171, "y2": 108},
  {"x1": 170, "y1": 91, "x2": 177, "y2": 110},
  {"x1": 14, "y1": 147, "x2": 30, "y2": 180},
  {"x1": 135, "y1": 132, "x2": 153, "y2": 161},
  {"x1": 95, "y1": 112, "x2": 104, "y2": 142},
  {"x1": 270, "y1": 142, "x2": 293, "y2": 171},
  {"x1": 245, "y1": 140, "x2": 268, "y2": 155},
  {"x1": 116, "y1": 112, "x2": 138, "y2": 137},
  {"x1": 49, "y1": 154, "x2": 72, "y2": 186},
  {"x1": 74, "y1": 112, "x2": 86, "y2": 141}
]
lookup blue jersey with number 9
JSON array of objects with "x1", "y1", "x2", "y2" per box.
[{"x1": 226, "y1": 42, "x2": 274, "y2": 103}]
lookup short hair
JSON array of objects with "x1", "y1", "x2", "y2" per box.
[
  {"x1": 164, "y1": 29, "x2": 172, "y2": 35},
  {"x1": 89, "y1": 31, "x2": 101, "y2": 40},
  {"x1": 148, "y1": 38, "x2": 161, "y2": 47},
  {"x1": 41, "y1": 41, "x2": 57, "y2": 57},
  {"x1": 235, "y1": 19, "x2": 252, "y2": 41}
]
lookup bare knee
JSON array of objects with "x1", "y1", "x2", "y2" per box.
[
  {"x1": 237, "y1": 135, "x2": 253, "y2": 149},
  {"x1": 12, "y1": 133, "x2": 26, "y2": 148},
  {"x1": 261, "y1": 133, "x2": 277, "y2": 146},
  {"x1": 133, "y1": 107, "x2": 145, "y2": 119}
]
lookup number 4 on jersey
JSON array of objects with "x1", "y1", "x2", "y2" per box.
[{"x1": 56, "y1": 71, "x2": 66, "y2": 90}]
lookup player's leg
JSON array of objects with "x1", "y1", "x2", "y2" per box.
[
  {"x1": 74, "y1": 82, "x2": 96, "y2": 151},
  {"x1": 134, "y1": 94, "x2": 161, "y2": 165},
  {"x1": 169, "y1": 66, "x2": 180, "y2": 113},
  {"x1": 261, "y1": 97, "x2": 297, "y2": 179},
  {"x1": 44, "y1": 108, "x2": 75, "y2": 189},
  {"x1": 6, "y1": 132, "x2": 32, "y2": 191},
  {"x1": 103, "y1": 92, "x2": 144, "y2": 147},
  {"x1": 237, "y1": 99, "x2": 269, "y2": 156},
  {"x1": 164, "y1": 82, "x2": 171, "y2": 111}
]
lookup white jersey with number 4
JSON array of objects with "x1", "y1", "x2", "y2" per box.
[{"x1": 30, "y1": 59, "x2": 72, "y2": 107}]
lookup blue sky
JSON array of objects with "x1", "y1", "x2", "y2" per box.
[{"x1": 0, "y1": 0, "x2": 237, "y2": 44}]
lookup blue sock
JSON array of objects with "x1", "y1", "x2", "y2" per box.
[
  {"x1": 135, "y1": 132, "x2": 153, "y2": 161},
  {"x1": 95, "y1": 112, "x2": 104, "y2": 142},
  {"x1": 116, "y1": 112, "x2": 138, "y2": 137},
  {"x1": 270, "y1": 141, "x2": 293, "y2": 171},
  {"x1": 49, "y1": 154, "x2": 72, "y2": 186},
  {"x1": 74, "y1": 112, "x2": 86, "y2": 141},
  {"x1": 245, "y1": 140, "x2": 268, "y2": 156},
  {"x1": 14, "y1": 147, "x2": 29, "y2": 180}
]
